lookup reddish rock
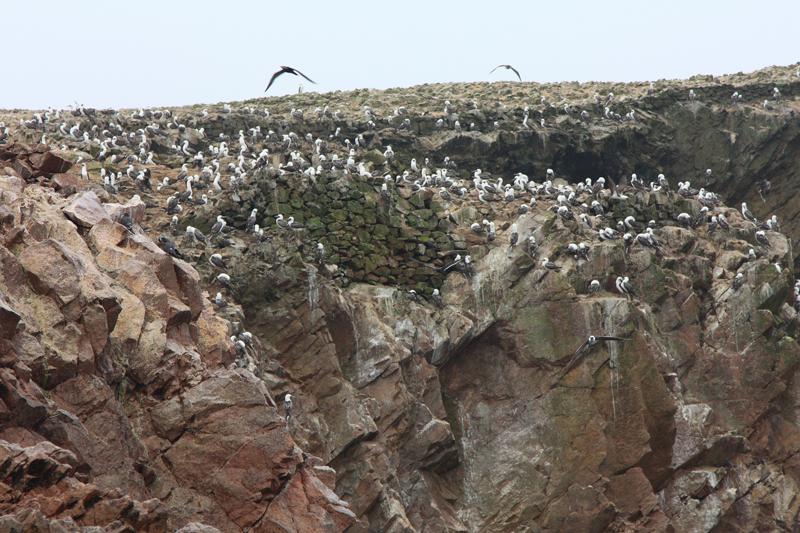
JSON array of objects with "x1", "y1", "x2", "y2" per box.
[
  {"x1": 18, "y1": 239, "x2": 83, "y2": 305},
  {"x1": 104, "y1": 194, "x2": 146, "y2": 224},
  {"x1": 62, "y1": 190, "x2": 110, "y2": 228},
  {"x1": 28, "y1": 150, "x2": 72, "y2": 176},
  {"x1": 0, "y1": 295, "x2": 20, "y2": 339},
  {"x1": 52, "y1": 173, "x2": 81, "y2": 196}
]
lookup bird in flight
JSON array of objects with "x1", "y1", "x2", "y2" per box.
[
  {"x1": 490, "y1": 64, "x2": 522, "y2": 81},
  {"x1": 265, "y1": 66, "x2": 316, "y2": 92},
  {"x1": 551, "y1": 335, "x2": 628, "y2": 387}
]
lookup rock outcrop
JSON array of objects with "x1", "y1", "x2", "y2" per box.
[
  {"x1": 0, "y1": 167, "x2": 354, "y2": 531},
  {"x1": 2, "y1": 63, "x2": 800, "y2": 532}
]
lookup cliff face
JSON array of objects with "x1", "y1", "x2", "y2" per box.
[{"x1": 1, "y1": 64, "x2": 800, "y2": 532}]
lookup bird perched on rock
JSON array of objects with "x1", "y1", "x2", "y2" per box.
[
  {"x1": 118, "y1": 212, "x2": 134, "y2": 233},
  {"x1": 209, "y1": 253, "x2": 226, "y2": 270},
  {"x1": 741, "y1": 202, "x2": 757, "y2": 225},
  {"x1": 508, "y1": 223, "x2": 518, "y2": 249},
  {"x1": 216, "y1": 273, "x2": 231, "y2": 288},
  {"x1": 316, "y1": 243, "x2": 325, "y2": 265},
  {"x1": 213, "y1": 292, "x2": 227, "y2": 308},
  {"x1": 541, "y1": 258, "x2": 561, "y2": 271},
  {"x1": 616, "y1": 276, "x2": 635, "y2": 298},
  {"x1": 283, "y1": 394, "x2": 293, "y2": 422},
  {"x1": 732, "y1": 272, "x2": 744, "y2": 291},
  {"x1": 246, "y1": 208, "x2": 258, "y2": 233},
  {"x1": 551, "y1": 335, "x2": 629, "y2": 388},
  {"x1": 209, "y1": 215, "x2": 227, "y2": 236},
  {"x1": 431, "y1": 289, "x2": 444, "y2": 308},
  {"x1": 157, "y1": 236, "x2": 183, "y2": 259},
  {"x1": 185, "y1": 226, "x2": 206, "y2": 245},
  {"x1": 755, "y1": 230, "x2": 770, "y2": 248},
  {"x1": 588, "y1": 280, "x2": 601, "y2": 294}
]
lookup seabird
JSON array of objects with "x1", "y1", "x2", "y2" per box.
[
  {"x1": 213, "y1": 292, "x2": 226, "y2": 308},
  {"x1": 316, "y1": 243, "x2": 325, "y2": 265},
  {"x1": 157, "y1": 236, "x2": 183, "y2": 259},
  {"x1": 216, "y1": 273, "x2": 231, "y2": 288},
  {"x1": 265, "y1": 66, "x2": 316, "y2": 92},
  {"x1": 755, "y1": 230, "x2": 770, "y2": 248},
  {"x1": 232, "y1": 336, "x2": 247, "y2": 356},
  {"x1": 210, "y1": 215, "x2": 227, "y2": 236},
  {"x1": 489, "y1": 64, "x2": 522, "y2": 81},
  {"x1": 526, "y1": 236, "x2": 538, "y2": 256},
  {"x1": 118, "y1": 212, "x2": 134, "y2": 233},
  {"x1": 541, "y1": 258, "x2": 561, "y2": 271},
  {"x1": 588, "y1": 280, "x2": 601, "y2": 294},
  {"x1": 732, "y1": 272, "x2": 744, "y2": 291},
  {"x1": 431, "y1": 289, "x2": 444, "y2": 308},
  {"x1": 616, "y1": 276, "x2": 635, "y2": 298},
  {"x1": 283, "y1": 394, "x2": 293, "y2": 421},
  {"x1": 741, "y1": 202, "x2": 757, "y2": 225},
  {"x1": 209, "y1": 253, "x2": 227, "y2": 270},
  {"x1": 509, "y1": 223, "x2": 519, "y2": 249},
  {"x1": 186, "y1": 226, "x2": 206, "y2": 245},
  {"x1": 239, "y1": 331, "x2": 254, "y2": 346},
  {"x1": 246, "y1": 208, "x2": 258, "y2": 233},
  {"x1": 554, "y1": 335, "x2": 629, "y2": 381}
]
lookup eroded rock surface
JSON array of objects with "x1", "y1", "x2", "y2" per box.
[{"x1": 1, "y1": 64, "x2": 800, "y2": 531}]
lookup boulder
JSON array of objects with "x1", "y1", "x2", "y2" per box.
[
  {"x1": 63, "y1": 190, "x2": 110, "y2": 228},
  {"x1": 0, "y1": 296, "x2": 20, "y2": 339}
]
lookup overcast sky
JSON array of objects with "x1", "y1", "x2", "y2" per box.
[{"x1": 4, "y1": 0, "x2": 799, "y2": 109}]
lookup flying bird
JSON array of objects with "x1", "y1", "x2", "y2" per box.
[
  {"x1": 489, "y1": 64, "x2": 522, "y2": 81},
  {"x1": 265, "y1": 66, "x2": 316, "y2": 92}
]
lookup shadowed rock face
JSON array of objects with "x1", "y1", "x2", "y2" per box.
[{"x1": 1, "y1": 64, "x2": 800, "y2": 532}]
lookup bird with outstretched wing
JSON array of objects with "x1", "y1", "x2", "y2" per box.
[
  {"x1": 265, "y1": 66, "x2": 317, "y2": 92},
  {"x1": 490, "y1": 64, "x2": 522, "y2": 81}
]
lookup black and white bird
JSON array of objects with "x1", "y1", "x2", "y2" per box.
[
  {"x1": 588, "y1": 280, "x2": 601, "y2": 294},
  {"x1": 186, "y1": 226, "x2": 206, "y2": 245},
  {"x1": 616, "y1": 276, "x2": 635, "y2": 298},
  {"x1": 431, "y1": 288, "x2": 444, "y2": 308},
  {"x1": 283, "y1": 393, "x2": 293, "y2": 421},
  {"x1": 246, "y1": 208, "x2": 258, "y2": 233},
  {"x1": 316, "y1": 243, "x2": 325, "y2": 265},
  {"x1": 541, "y1": 258, "x2": 561, "y2": 271},
  {"x1": 216, "y1": 273, "x2": 231, "y2": 288},
  {"x1": 553, "y1": 335, "x2": 629, "y2": 386},
  {"x1": 213, "y1": 292, "x2": 227, "y2": 308},
  {"x1": 732, "y1": 272, "x2": 744, "y2": 291},
  {"x1": 755, "y1": 230, "x2": 770, "y2": 248},
  {"x1": 209, "y1": 253, "x2": 227, "y2": 270},
  {"x1": 509, "y1": 223, "x2": 519, "y2": 249},
  {"x1": 209, "y1": 215, "x2": 227, "y2": 236},
  {"x1": 741, "y1": 202, "x2": 758, "y2": 225},
  {"x1": 526, "y1": 236, "x2": 538, "y2": 256}
]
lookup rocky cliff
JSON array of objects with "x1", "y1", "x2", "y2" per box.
[{"x1": 1, "y1": 64, "x2": 800, "y2": 532}]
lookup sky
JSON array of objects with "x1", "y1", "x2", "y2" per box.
[{"x1": 4, "y1": 0, "x2": 799, "y2": 109}]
